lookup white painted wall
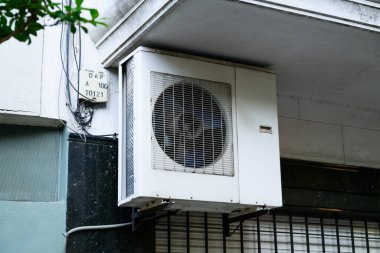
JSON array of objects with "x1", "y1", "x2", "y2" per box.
[
  {"x1": 38, "y1": 23, "x2": 120, "y2": 136},
  {"x1": 68, "y1": 27, "x2": 119, "y2": 136},
  {"x1": 39, "y1": 23, "x2": 119, "y2": 136},
  {"x1": 0, "y1": 36, "x2": 43, "y2": 116},
  {"x1": 239, "y1": 0, "x2": 380, "y2": 31},
  {"x1": 73, "y1": 33, "x2": 380, "y2": 168},
  {"x1": 0, "y1": 22, "x2": 118, "y2": 135},
  {"x1": 82, "y1": 0, "x2": 380, "y2": 168},
  {"x1": 0, "y1": 1, "x2": 378, "y2": 166},
  {"x1": 277, "y1": 94, "x2": 380, "y2": 169},
  {"x1": 0, "y1": 28, "x2": 67, "y2": 127}
]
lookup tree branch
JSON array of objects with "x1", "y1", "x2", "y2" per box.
[{"x1": 0, "y1": 14, "x2": 37, "y2": 45}]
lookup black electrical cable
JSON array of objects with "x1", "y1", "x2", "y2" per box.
[
  {"x1": 68, "y1": 22, "x2": 96, "y2": 128},
  {"x1": 60, "y1": 17, "x2": 93, "y2": 128},
  {"x1": 230, "y1": 223, "x2": 241, "y2": 236},
  {"x1": 65, "y1": 29, "x2": 72, "y2": 104},
  {"x1": 65, "y1": 1, "x2": 72, "y2": 106},
  {"x1": 72, "y1": 22, "x2": 82, "y2": 108},
  {"x1": 59, "y1": 0, "x2": 117, "y2": 138},
  {"x1": 60, "y1": 23, "x2": 93, "y2": 125},
  {"x1": 59, "y1": 29, "x2": 92, "y2": 102},
  {"x1": 72, "y1": 31, "x2": 79, "y2": 72},
  {"x1": 77, "y1": 26, "x2": 81, "y2": 107},
  {"x1": 71, "y1": 25, "x2": 116, "y2": 137},
  {"x1": 82, "y1": 127, "x2": 118, "y2": 138},
  {"x1": 59, "y1": 6, "x2": 92, "y2": 104}
]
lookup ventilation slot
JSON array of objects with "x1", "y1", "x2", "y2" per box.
[
  {"x1": 151, "y1": 72, "x2": 234, "y2": 176},
  {"x1": 259, "y1": 125, "x2": 272, "y2": 134},
  {"x1": 125, "y1": 59, "x2": 135, "y2": 198}
]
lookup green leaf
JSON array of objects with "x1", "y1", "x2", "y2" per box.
[
  {"x1": 75, "y1": 0, "x2": 84, "y2": 7},
  {"x1": 29, "y1": 29, "x2": 37, "y2": 36},
  {"x1": 95, "y1": 21, "x2": 108, "y2": 27},
  {"x1": 31, "y1": 21, "x2": 44, "y2": 29},
  {"x1": 0, "y1": 26, "x2": 12, "y2": 37},
  {"x1": 0, "y1": 0, "x2": 106, "y2": 45},
  {"x1": 80, "y1": 25, "x2": 88, "y2": 33},
  {"x1": 0, "y1": 15, "x2": 6, "y2": 25},
  {"x1": 70, "y1": 24, "x2": 76, "y2": 33},
  {"x1": 64, "y1": 5, "x2": 72, "y2": 12},
  {"x1": 14, "y1": 32, "x2": 29, "y2": 42},
  {"x1": 89, "y1": 9, "x2": 99, "y2": 19}
]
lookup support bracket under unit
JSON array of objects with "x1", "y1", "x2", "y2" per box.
[
  {"x1": 131, "y1": 199, "x2": 175, "y2": 231},
  {"x1": 222, "y1": 208, "x2": 270, "y2": 237}
]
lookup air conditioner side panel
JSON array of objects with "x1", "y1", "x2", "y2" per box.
[
  {"x1": 133, "y1": 52, "x2": 150, "y2": 200},
  {"x1": 118, "y1": 61, "x2": 125, "y2": 203},
  {"x1": 119, "y1": 55, "x2": 142, "y2": 204},
  {"x1": 236, "y1": 68, "x2": 282, "y2": 207}
]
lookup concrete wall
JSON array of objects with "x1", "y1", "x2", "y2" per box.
[
  {"x1": 67, "y1": 28, "x2": 380, "y2": 168},
  {"x1": 0, "y1": 36, "x2": 43, "y2": 116},
  {"x1": 0, "y1": 127, "x2": 67, "y2": 253},
  {"x1": 277, "y1": 95, "x2": 380, "y2": 169},
  {"x1": 71, "y1": 29, "x2": 119, "y2": 136},
  {"x1": 6, "y1": 2, "x2": 377, "y2": 170},
  {"x1": 0, "y1": 24, "x2": 116, "y2": 252},
  {"x1": 240, "y1": 0, "x2": 380, "y2": 30},
  {"x1": 0, "y1": 201, "x2": 66, "y2": 253},
  {"x1": 0, "y1": 3, "x2": 378, "y2": 251},
  {"x1": 0, "y1": 20, "x2": 118, "y2": 134},
  {"x1": 0, "y1": 27, "x2": 67, "y2": 127}
]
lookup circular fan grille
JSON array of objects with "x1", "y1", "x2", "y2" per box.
[{"x1": 153, "y1": 83, "x2": 227, "y2": 168}]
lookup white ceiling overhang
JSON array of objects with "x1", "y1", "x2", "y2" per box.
[{"x1": 94, "y1": 0, "x2": 380, "y2": 109}]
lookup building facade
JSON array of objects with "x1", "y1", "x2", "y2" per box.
[{"x1": 0, "y1": 0, "x2": 380, "y2": 252}]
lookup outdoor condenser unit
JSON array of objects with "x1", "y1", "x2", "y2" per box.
[{"x1": 118, "y1": 47, "x2": 282, "y2": 213}]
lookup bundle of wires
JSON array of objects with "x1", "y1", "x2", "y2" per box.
[
  {"x1": 60, "y1": 16, "x2": 93, "y2": 129},
  {"x1": 58, "y1": 3, "x2": 116, "y2": 139}
]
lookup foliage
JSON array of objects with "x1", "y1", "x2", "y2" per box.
[{"x1": 0, "y1": 0, "x2": 106, "y2": 44}]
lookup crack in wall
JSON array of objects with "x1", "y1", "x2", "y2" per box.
[{"x1": 0, "y1": 108, "x2": 35, "y2": 114}]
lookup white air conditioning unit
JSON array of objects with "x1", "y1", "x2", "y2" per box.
[{"x1": 118, "y1": 47, "x2": 282, "y2": 213}]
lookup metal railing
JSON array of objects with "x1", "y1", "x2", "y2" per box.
[{"x1": 156, "y1": 211, "x2": 380, "y2": 253}]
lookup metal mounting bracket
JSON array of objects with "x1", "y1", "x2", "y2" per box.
[
  {"x1": 222, "y1": 208, "x2": 270, "y2": 237},
  {"x1": 131, "y1": 199, "x2": 175, "y2": 231}
]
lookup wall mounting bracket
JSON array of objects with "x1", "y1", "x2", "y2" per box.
[
  {"x1": 222, "y1": 208, "x2": 270, "y2": 237},
  {"x1": 131, "y1": 199, "x2": 176, "y2": 231}
]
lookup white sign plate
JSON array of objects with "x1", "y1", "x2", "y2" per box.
[{"x1": 79, "y1": 70, "x2": 108, "y2": 103}]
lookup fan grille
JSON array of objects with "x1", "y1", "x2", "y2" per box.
[{"x1": 151, "y1": 72, "x2": 234, "y2": 176}]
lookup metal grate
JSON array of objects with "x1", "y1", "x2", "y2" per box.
[
  {"x1": 156, "y1": 212, "x2": 380, "y2": 253},
  {"x1": 0, "y1": 125, "x2": 60, "y2": 201},
  {"x1": 151, "y1": 72, "x2": 234, "y2": 176},
  {"x1": 125, "y1": 59, "x2": 135, "y2": 198}
]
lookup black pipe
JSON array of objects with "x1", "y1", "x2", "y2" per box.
[
  {"x1": 167, "y1": 213, "x2": 171, "y2": 253},
  {"x1": 289, "y1": 214, "x2": 294, "y2": 253},
  {"x1": 350, "y1": 218, "x2": 355, "y2": 253},
  {"x1": 305, "y1": 216, "x2": 310, "y2": 253},
  {"x1": 335, "y1": 218, "x2": 340, "y2": 253},
  {"x1": 364, "y1": 221, "x2": 370, "y2": 253},
  {"x1": 321, "y1": 217, "x2": 326, "y2": 253},
  {"x1": 240, "y1": 221, "x2": 244, "y2": 253},
  {"x1": 257, "y1": 217, "x2": 261, "y2": 253},
  {"x1": 204, "y1": 213, "x2": 208, "y2": 253},
  {"x1": 186, "y1": 212, "x2": 190, "y2": 253},
  {"x1": 273, "y1": 214, "x2": 278, "y2": 253}
]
